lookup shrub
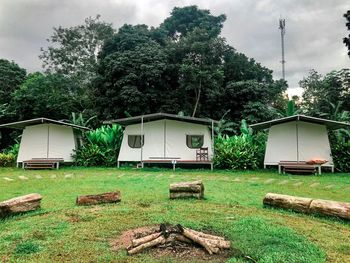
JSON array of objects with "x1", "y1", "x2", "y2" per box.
[
  {"x1": 331, "y1": 141, "x2": 350, "y2": 172},
  {"x1": 4, "y1": 140, "x2": 20, "y2": 159},
  {"x1": 214, "y1": 120, "x2": 266, "y2": 170},
  {"x1": 0, "y1": 153, "x2": 16, "y2": 167},
  {"x1": 73, "y1": 124, "x2": 123, "y2": 167}
]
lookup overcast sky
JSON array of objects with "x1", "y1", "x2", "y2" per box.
[{"x1": 0, "y1": 0, "x2": 349, "y2": 96}]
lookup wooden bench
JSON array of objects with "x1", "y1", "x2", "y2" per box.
[
  {"x1": 278, "y1": 161, "x2": 320, "y2": 175},
  {"x1": 22, "y1": 158, "x2": 64, "y2": 170}
]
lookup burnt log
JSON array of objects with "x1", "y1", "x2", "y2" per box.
[
  {"x1": 128, "y1": 235, "x2": 166, "y2": 255},
  {"x1": 187, "y1": 228, "x2": 226, "y2": 241},
  {"x1": 181, "y1": 227, "x2": 219, "y2": 254},
  {"x1": 263, "y1": 193, "x2": 312, "y2": 213},
  {"x1": 309, "y1": 199, "x2": 350, "y2": 220},
  {"x1": 76, "y1": 191, "x2": 121, "y2": 206},
  {"x1": 132, "y1": 232, "x2": 161, "y2": 247},
  {"x1": 0, "y1": 193, "x2": 42, "y2": 218}
]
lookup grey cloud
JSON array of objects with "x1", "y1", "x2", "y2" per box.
[{"x1": 0, "y1": 0, "x2": 349, "y2": 93}]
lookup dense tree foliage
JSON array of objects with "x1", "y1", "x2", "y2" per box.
[
  {"x1": 11, "y1": 72, "x2": 82, "y2": 120},
  {"x1": 301, "y1": 69, "x2": 350, "y2": 118},
  {"x1": 93, "y1": 6, "x2": 286, "y2": 123},
  {"x1": 0, "y1": 59, "x2": 26, "y2": 108}
]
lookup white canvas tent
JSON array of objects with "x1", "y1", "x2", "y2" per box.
[
  {"x1": 0, "y1": 118, "x2": 89, "y2": 164},
  {"x1": 107, "y1": 113, "x2": 218, "y2": 170},
  {"x1": 250, "y1": 115, "x2": 350, "y2": 171}
]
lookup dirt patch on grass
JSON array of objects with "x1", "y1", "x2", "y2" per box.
[{"x1": 110, "y1": 225, "x2": 233, "y2": 262}]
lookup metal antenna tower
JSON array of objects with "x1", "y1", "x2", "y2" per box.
[{"x1": 279, "y1": 18, "x2": 286, "y2": 81}]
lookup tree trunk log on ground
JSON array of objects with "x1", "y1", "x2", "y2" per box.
[
  {"x1": 309, "y1": 199, "x2": 350, "y2": 220},
  {"x1": 0, "y1": 193, "x2": 42, "y2": 218},
  {"x1": 169, "y1": 181, "x2": 204, "y2": 199},
  {"x1": 263, "y1": 193, "x2": 312, "y2": 213},
  {"x1": 263, "y1": 193, "x2": 350, "y2": 220},
  {"x1": 76, "y1": 191, "x2": 121, "y2": 206},
  {"x1": 128, "y1": 235, "x2": 166, "y2": 255}
]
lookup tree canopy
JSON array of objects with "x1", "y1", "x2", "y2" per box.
[{"x1": 92, "y1": 5, "x2": 286, "y2": 123}]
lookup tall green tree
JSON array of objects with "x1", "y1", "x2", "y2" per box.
[
  {"x1": 40, "y1": 15, "x2": 114, "y2": 86},
  {"x1": 0, "y1": 59, "x2": 26, "y2": 106},
  {"x1": 160, "y1": 5, "x2": 226, "y2": 40},
  {"x1": 93, "y1": 29, "x2": 168, "y2": 119},
  {"x1": 11, "y1": 72, "x2": 81, "y2": 120},
  {"x1": 301, "y1": 69, "x2": 350, "y2": 117},
  {"x1": 92, "y1": 6, "x2": 286, "y2": 124}
]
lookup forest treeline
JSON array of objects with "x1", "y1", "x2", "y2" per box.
[{"x1": 0, "y1": 6, "x2": 349, "y2": 148}]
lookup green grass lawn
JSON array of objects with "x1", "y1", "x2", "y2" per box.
[{"x1": 0, "y1": 167, "x2": 350, "y2": 262}]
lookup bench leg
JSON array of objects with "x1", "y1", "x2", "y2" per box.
[{"x1": 278, "y1": 165, "x2": 281, "y2": 174}]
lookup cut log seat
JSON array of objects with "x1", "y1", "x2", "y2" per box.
[
  {"x1": 263, "y1": 193, "x2": 350, "y2": 220},
  {"x1": 76, "y1": 191, "x2": 121, "y2": 206},
  {"x1": 169, "y1": 180, "x2": 204, "y2": 199},
  {"x1": 263, "y1": 193, "x2": 313, "y2": 213},
  {"x1": 0, "y1": 193, "x2": 42, "y2": 218}
]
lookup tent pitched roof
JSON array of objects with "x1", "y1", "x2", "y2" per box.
[
  {"x1": 105, "y1": 113, "x2": 218, "y2": 126},
  {"x1": 0, "y1": 118, "x2": 90, "y2": 130},
  {"x1": 250, "y1": 115, "x2": 350, "y2": 130}
]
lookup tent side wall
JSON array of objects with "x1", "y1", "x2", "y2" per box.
[
  {"x1": 264, "y1": 121, "x2": 297, "y2": 165},
  {"x1": 17, "y1": 124, "x2": 49, "y2": 162},
  {"x1": 264, "y1": 121, "x2": 333, "y2": 166},
  {"x1": 298, "y1": 121, "x2": 333, "y2": 164},
  {"x1": 17, "y1": 124, "x2": 77, "y2": 163},
  {"x1": 48, "y1": 124, "x2": 76, "y2": 162},
  {"x1": 118, "y1": 119, "x2": 213, "y2": 162}
]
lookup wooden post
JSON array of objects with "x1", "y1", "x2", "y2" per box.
[
  {"x1": 141, "y1": 116, "x2": 144, "y2": 168},
  {"x1": 296, "y1": 117, "x2": 299, "y2": 163},
  {"x1": 211, "y1": 120, "x2": 214, "y2": 166}
]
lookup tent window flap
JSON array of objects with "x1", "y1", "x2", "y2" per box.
[
  {"x1": 128, "y1": 135, "x2": 144, "y2": 148},
  {"x1": 186, "y1": 135, "x2": 204, "y2": 149}
]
